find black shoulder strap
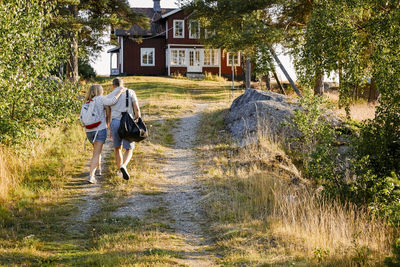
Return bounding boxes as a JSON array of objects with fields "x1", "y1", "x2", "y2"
[{"x1": 125, "y1": 90, "x2": 129, "y2": 108}]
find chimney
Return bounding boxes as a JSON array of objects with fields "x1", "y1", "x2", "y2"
[{"x1": 153, "y1": 0, "x2": 161, "y2": 12}]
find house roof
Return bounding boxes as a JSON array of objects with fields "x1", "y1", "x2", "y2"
[
  {"x1": 115, "y1": 8, "x2": 175, "y2": 37},
  {"x1": 161, "y1": 8, "x2": 181, "y2": 19},
  {"x1": 107, "y1": 47, "x2": 120, "y2": 53}
]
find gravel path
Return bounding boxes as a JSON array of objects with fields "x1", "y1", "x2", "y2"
[
  {"x1": 162, "y1": 103, "x2": 213, "y2": 265},
  {"x1": 114, "y1": 103, "x2": 214, "y2": 265},
  {"x1": 68, "y1": 103, "x2": 214, "y2": 265},
  {"x1": 67, "y1": 139, "x2": 113, "y2": 235}
]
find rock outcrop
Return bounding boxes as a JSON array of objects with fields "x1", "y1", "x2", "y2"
[{"x1": 226, "y1": 89, "x2": 300, "y2": 144}]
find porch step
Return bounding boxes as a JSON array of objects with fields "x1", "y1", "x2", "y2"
[{"x1": 186, "y1": 72, "x2": 205, "y2": 80}]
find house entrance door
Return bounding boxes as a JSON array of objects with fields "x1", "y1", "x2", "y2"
[{"x1": 188, "y1": 49, "x2": 202, "y2": 72}]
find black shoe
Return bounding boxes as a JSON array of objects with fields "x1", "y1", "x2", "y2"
[{"x1": 120, "y1": 166, "x2": 130, "y2": 180}]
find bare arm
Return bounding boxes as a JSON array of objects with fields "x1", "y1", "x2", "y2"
[
  {"x1": 105, "y1": 106, "x2": 112, "y2": 139},
  {"x1": 133, "y1": 100, "x2": 141, "y2": 119},
  {"x1": 105, "y1": 106, "x2": 111, "y2": 128},
  {"x1": 102, "y1": 87, "x2": 127, "y2": 106}
]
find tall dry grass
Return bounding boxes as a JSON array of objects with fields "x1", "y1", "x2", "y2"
[
  {"x1": 0, "y1": 147, "x2": 10, "y2": 201},
  {"x1": 0, "y1": 123, "x2": 89, "y2": 204},
  {"x1": 326, "y1": 90, "x2": 377, "y2": 121},
  {"x1": 197, "y1": 108, "x2": 393, "y2": 265},
  {"x1": 255, "y1": 173, "x2": 391, "y2": 263}
]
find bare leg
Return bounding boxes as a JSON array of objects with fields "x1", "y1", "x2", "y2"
[
  {"x1": 121, "y1": 149, "x2": 133, "y2": 168},
  {"x1": 97, "y1": 154, "x2": 102, "y2": 171},
  {"x1": 114, "y1": 146, "x2": 123, "y2": 169},
  {"x1": 90, "y1": 142, "x2": 104, "y2": 177}
]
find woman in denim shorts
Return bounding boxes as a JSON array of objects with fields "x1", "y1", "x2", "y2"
[{"x1": 83, "y1": 85, "x2": 126, "y2": 184}]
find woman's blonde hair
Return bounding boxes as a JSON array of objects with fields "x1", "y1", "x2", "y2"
[{"x1": 85, "y1": 84, "x2": 104, "y2": 102}]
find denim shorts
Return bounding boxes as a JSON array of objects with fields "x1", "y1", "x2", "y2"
[
  {"x1": 110, "y1": 119, "x2": 135, "y2": 150},
  {"x1": 86, "y1": 128, "x2": 107, "y2": 144}
]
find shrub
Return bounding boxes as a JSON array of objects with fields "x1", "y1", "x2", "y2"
[
  {"x1": 78, "y1": 58, "x2": 97, "y2": 80},
  {"x1": 0, "y1": 1, "x2": 80, "y2": 145}
]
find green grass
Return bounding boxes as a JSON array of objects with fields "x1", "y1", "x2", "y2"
[{"x1": 97, "y1": 76, "x2": 242, "y2": 102}]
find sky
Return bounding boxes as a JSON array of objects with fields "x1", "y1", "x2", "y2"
[{"x1": 92, "y1": 0, "x2": 179, "y2": 75}]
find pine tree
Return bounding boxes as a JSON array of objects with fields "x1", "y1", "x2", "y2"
[{"x1": 53, "y1": 0, "x2": 149, "y2": 83}]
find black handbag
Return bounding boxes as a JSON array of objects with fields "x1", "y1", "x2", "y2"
[{"x1": 118, "y1": 91, "x2": 148, "y2": 142}]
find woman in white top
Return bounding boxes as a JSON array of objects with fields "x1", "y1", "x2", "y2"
[{"x1": 83, "y1": 84, "x2": 126, "y2": 184}]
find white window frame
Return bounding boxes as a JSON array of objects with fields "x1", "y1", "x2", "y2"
[
  {"x1": 173, "y1": 20, "x2": 185, "y2": 38},
  {"x1": 227, "y1": 52, "x2": 240, "y2": 66},
  {"x1": 203, "y1": 49, "x2": 219, "y2": 66},
  {"x1": 189, "y1": 20, "x2": 200, "y2": 39},
  {"x1": 204, "y1": 29, "x2": 216, "y2": 39},
  {"x1": 141, "y1": 48, "x2": 155, "y2": 66},
  {"x1": 170, "y1": 49, "x2": 186, "y2": 66}
]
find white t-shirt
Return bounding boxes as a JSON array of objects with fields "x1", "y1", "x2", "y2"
[
  {"x1": 85, "y1": 95, "x2": 118, "y2": 132},
  {"x1": 108, "y1": 87, "x2": 138, "y2": 120}
]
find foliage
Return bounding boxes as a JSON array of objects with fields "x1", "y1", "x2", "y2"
[
  {"x1": 78, "y1": 58, "x2": 97, "y2": 80},
  {"x1": 296, "y1": 0, "x2": 400, "y2": 111},
  {"x1": 54, "y1": 0, "x2": 148, "y2": 58},
  {"x1": 293, "y1": 90, "x2": 400, "y2": 223},
  {"x1": 52, "y1": 0, "x2": 149, "y2": 81},
  {"x1": 187, "y1": 1, "x2": 283, "y2": 88},
  {"x1": 385, "y1": 238, "x2": 400, "y2": 267},
  {"x1": 293, "y1": 0, "x2": 400, "y2": 223},
  {"x1": 0, "y1": 0, "x2": 80, "y2": 145},
  {"x1": 292, "y1": 89, "x2": 339, "y2": 184}
]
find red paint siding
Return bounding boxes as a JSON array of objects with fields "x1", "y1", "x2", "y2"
[
  {"x1": 202, "y1": 67, "x2": 219, "y2": 75},
  {"x1": 166, "y1": 11, "x2": 201, "y2": 45},
  {"x1": 221, "y1": 52, "x2": 243, "y2": 75},
  {"x1": 123, "y1": 37, "x2": 167, "y2": 76},
  {"x1": 170, "y1": 67, "x2": 187, "y2": 76}
]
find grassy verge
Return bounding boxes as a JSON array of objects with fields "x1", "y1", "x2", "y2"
[
  {"x1": 0, "y1": 121, "x2": 94, "y2": 264},
  {"x1": 196, "y1": 106, "x2": 393, "y2": 266}
]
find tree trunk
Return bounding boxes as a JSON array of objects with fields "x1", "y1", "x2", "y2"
[
  {"x1": 273, "y1": 71, "x2": 286, "y2": 95},
  {"x1": 265, "y1": 72, "x2": 271, "y2": 90},
  {"x1": 314, "y1": 71, "x2": 324, "y2": 95},
  {"x1": 245, "y1": 57, "x2": 251, "y2": 89},
  {"x1": 66, "y1": 5, "x2": 79, "y2": 83},
  {"x1": 368, "y1": 79, "x2": 378, "y2": 102}
]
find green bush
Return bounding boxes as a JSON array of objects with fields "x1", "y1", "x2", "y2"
[
  {"x1": 292, "y1": 90, "x2": 400, "y2": 224},
  {"x1": 0, "y1": 1, "x2": 80, "y2": 145},
  {"x1": 291, "y1": 90, "x2": 339, "y2": 186},
  {"x1": 385, "y1": 238, "x2": 400, "y2": 266},
  {"x1": 78, "y1": 58, "x2": 97, "y2": 80}
]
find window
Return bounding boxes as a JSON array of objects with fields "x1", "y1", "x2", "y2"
[
  {"x1": 141, "y1": 48, "x2": 155, "y2": 66},
  {"x1": 227, "y1": 52, "x2": 240, "y2": 66},
  {"x1": 170, "y1": 49, "x2": 186, "y2": 66},
  {"x1": 189, "y1": 20, "x2": 200, "y2": 39},
  {"x1": 173, "y1": 20, "x2": 184, "y2": 38},
  {"x1": 111, "y1": 53, "x2": 118, "y2": 69},
  {"x1": 204, "y1": 29, "x2": 216, "y2": 39},
  {"x1": 204, "y1": 49, "x2": 219, "y2": 66}
]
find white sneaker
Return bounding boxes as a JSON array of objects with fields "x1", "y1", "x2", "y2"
[
  {"x1": 88, "y1": 176, "x2": 96, "y2": 184},
  {"x1": 116, "y1": 170, "x2": 123, "y2": 177},
  {"x1": 95, "y1": 169, "x2": 102, "y2": 176}
]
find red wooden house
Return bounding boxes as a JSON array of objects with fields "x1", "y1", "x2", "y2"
[{"x1": 108, "y1": 0, "x2": 243, "y2": 78}]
